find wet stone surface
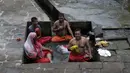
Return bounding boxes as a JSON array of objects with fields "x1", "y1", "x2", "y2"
[{"x1": 0, "y1": 0, "x2": 130, "y2": 73}]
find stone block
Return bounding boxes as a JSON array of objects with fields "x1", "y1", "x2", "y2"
[
  {"x1": 2, "y1": 61, "x2": 22, "y2": 68},
  {"x1": 20, "y1": 63, "x2": 40, "y2": 69},
  {"x1": 106, "y1": 41, "x2": 118, "y2": 50},
  {"x1": 40, "y1": 62, "x2": 80, "y2": 69},
  {"x1": 115, "y1": 40, "x2": 130, "y2": 50},
  {"x1": 120, "y1": 55, "x2": 130, "y2": 62},
  {"x1": 100, "y1": 55, "x2": 121, "y2": 62},
  {"x1": 101, "y1": 68, "x2": 123, "y2": 73},
  {"x1": 0, "y1": 50, "x2": 6, "y2": 61},
  {"x1": 65, "y1": 69, "x2": 82, "y2": 73},
  {"x1": 36, "y1": 69, "x2": 64, "y2": 73},
  {"x1": 124, "y1": 63, "x2": 130, "y2": 68},
  {"x1": 103, "y1": 62, "x2": 124, "y2": 69},
  {"x1": 116, "y1": 50, "x2": 130, "y2": 55},
  {"x1": 79, "y1": 62, "x2": 102, "y2": 69},
  {"x1": 1, "y1": 68, "x2": 23, "y2": 73},
  {"x1": 123, "y1": 68, "x2": 130, "y2": 73},
  {"x1": 109, "y1": 51, "x2": 116, "y2": 56},
  {"x1": 21, "y1": 69, "x2": 36, "y2": 73},
  {"x1": 81, "y1": 69, "x2": 100, "y2": 73},
  {"x1": 101, "y1": 62, "x2": 124, "y2": 73}
]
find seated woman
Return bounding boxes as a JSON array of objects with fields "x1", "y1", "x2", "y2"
[
  {"x1": 24, "y1": 32, "x2": 53, "y2": 63},
  {"x1": 35, "y1": 28, "x2": 52, "y2": 45},
  {"x1": 68, "y1": 29, "x2": 92, "y2": 62}
]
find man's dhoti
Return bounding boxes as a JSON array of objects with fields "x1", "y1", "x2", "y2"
[
  {"x1": 51, "y1": 35, "x2": 72, "y2": 42},
  {"x1": 69, "y1": 52, "x2": 90, "y2": 62}
]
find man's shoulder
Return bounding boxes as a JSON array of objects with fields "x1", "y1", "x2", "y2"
[
  {"x1": 82, "y1": 37, "x2": 88, "y2": 41},
  {"x1": 70, "y1": 38, "x2": 75, "y2": 42},
  {"x1": 54, "y1": 20, "x2": 59, "y2": 24}
]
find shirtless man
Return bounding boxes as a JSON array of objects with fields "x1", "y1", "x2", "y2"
[
  {"x1": 68, "y1": 29, "x2": 92, "y2": 62},
  {"x1": 52, "y1": 14, "x2": 74, "y2": 42}
]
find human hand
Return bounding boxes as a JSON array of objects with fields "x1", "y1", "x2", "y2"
[
  {"x1": 89, "y1": 54, "x2": 93, "y2": 59},
  {"x1": 58, "y1": 26, "x2": 63, "y2": 30},
  {"x1": 84, "y1": 54, "x2": 89, "y2": 58}
]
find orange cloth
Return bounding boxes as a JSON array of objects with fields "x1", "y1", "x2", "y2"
[{"x1": 51, "y1": 35, "x2": 72, "y2": 42}]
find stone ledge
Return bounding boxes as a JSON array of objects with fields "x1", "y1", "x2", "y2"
[
  {"x1": 39, "y1": 62, "x2": 80, "y2": 69},
  {"x1": 103, "y1": 62, "x2": 125, "y2": 69},
  {"x1": 81, "y1": 69, "x2": 100, "y2": 73},
  {"x1": 100, "y1": 55, "x2": 121, "y2": 62},
  {"x1": 79, "y1": 62, "x2": 102, "y2": 69},
  {"x1": 123, "y1": 68, "x2": 130, "y2": 73},
  {"x1": 120, "y1": 55, "x2": 130, "y2": 63}
]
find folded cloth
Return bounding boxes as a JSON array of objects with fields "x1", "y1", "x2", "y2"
[
  {"x1": 97, "y1": 48, "x2": 111, "y2": 57},
  {"x1": 95, "y1": 41, "x2": 109, "y2": 47},
  {"x1": 56, "y1": 45, "x2": 70, "y2": 54},
  {"x1": 70, "y1": 45, "x2": 80, "y2": 53}
]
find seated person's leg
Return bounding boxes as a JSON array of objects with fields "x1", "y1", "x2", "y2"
[
  {"x1": 36, "y1": 50, "x2": 52, "y2": 63},
  {"x1": 47, "y1": 53, "x2": 52, "y2": 63},
  {"x1": 65, "y1": 35, "x2": 72, "y2": 40},
  {"x1": 51, "y1": 36, "x2": 65, "y2": 42}
]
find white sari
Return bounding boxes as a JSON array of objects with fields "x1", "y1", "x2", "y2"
[{"x1": 24, "y1": 32, "x2": 37, "y2": 58}]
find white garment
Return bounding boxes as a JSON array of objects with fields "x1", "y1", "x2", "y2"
[
  {"x1": 97, "y1": 48, "x2": 111, "y2": 57},
  {"x1": 57, "y1": 45, "x2": 70, "y2": 54},
  {"x1": 24, "y1": 32, "x2": 37, "y2": 58}
]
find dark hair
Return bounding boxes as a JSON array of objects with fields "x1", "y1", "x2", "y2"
[
  {"x1": 59, "y1": 13, "x2": 64, "y2": 18},
  {"x1": 75, "y1": 28, "x2": 81, "y2": 32},
  {"x1": 31, "y1": 17, "x2": 38, "y2": 22}
]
